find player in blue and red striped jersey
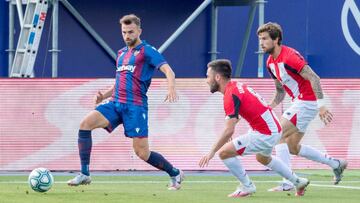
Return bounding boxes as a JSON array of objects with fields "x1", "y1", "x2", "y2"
[
  {"x1": 257, "y1": 22, "x2": 347, "y2": 192},
  {"x1": 199, "y1": 59, "x2": 309, "y2": 197},
  {"x1": 67, "y1": 14, "x2": 184, "y2": 190}
]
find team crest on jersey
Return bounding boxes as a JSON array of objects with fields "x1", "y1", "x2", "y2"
[{"x1": 134, "y1": 50, "x2": 140, "y2": 56}]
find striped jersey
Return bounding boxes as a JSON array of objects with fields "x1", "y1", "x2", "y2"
[
  {"x1": 224, "y1": 81, "x2": 281, "y2": 135},
  {"x1": 266, "y1": 45, "x2": 316, "y2": 101},
  {"x1": 111, "y1": 41, "x2": 167, "y2": 106}
]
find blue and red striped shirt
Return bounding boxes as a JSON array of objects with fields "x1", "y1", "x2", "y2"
[{"x1": 111, "y1": 41, "x2": 167, "y2": 106}]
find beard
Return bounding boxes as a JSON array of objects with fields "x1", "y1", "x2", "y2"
[
  {"x1": 209, "y1": 82, "x2": 220, "y2": 93},
  {"x1": 125, "y1": 38, "x2": 137, "y2": 47},
  {"x1": 264, "y1": 46, "x2": 275, "y2": 54}
]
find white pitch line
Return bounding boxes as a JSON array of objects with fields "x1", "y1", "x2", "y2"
[
  {"x1": 310, "y1": 183, "x2": 360, "y2": 190},
  {"x1": 1, "y1": 180, "x2": 360, "y2": 189}
]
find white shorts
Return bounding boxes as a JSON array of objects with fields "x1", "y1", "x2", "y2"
[
  {"x1": 282, "y1": 99, "x2": 318, "y2": 133},
  {"x1": 232, "y1": 130, "x2": 281, "y2": 157}
]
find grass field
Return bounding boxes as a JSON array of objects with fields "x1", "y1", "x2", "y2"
[{"x1": 0, "y1": 170, "x2": 359, "y2": 203}]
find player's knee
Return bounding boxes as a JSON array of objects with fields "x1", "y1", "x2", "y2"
[
  {"x1": 134, "y1": 149, "x2": 149, "y2": 161},
  {"x1": 218, "y1": 149, "x2": 231, "y2": 160},
  {"x1": 79, "y1": 119, "x2": 92, "y2": 130},
  {"x1": 256, "y1": 154, "x2": 271, "y2": 165},
  {"x1": 288, "y1": 145, "x2": 300, "y2": 155}
]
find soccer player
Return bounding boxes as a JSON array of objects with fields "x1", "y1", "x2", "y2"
[
  {"x1": 199, "y1": 59, "x2": 309, "y2": 197},
  {"x1": 67, "y1": 14, "x2": 184, "y2": 190},
  {"x1": 257, "y1": 22, "x2": 347, "y2": 192}
]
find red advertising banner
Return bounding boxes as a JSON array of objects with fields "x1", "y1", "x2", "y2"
[{"x1": 0, "y1": 79, "x2": 359, "y2": 171}]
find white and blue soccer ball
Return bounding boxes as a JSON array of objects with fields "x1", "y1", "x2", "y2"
[{"x1": 28, "y1": 167, "x2": 54, "y2": 193}]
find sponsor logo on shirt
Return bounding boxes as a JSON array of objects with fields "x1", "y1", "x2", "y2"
[{"x1": 117, "y1": 65, "x2": 136, "y2": 73}]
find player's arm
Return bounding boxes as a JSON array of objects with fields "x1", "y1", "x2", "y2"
[
  {"x1": 299, "y1": 65, "x2": 323, "y2": 99},
  {"x1": 159, "y1": 64, "x2": 178, "y2": 102},
  {"x1": 269, "y1": 79, "x2": 286, "y2": 109},
  {"x1": 94, "y1": 85, "x2": 115, "y2": 106},
  {"x1": 299, "y1": 65, "x2": 333, "y2": 124},
  {"x1": 199, "y1": 117, "x2": 239, "y2": 167}
]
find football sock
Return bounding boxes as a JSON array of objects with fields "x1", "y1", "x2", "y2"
[
  {"x1": 275, "y1": 143, "x2": 291, "y2": 168},
  {"x1": 146, "y1": 151, "x2": 179, "y2": 177},
  {"x1": 275, "y1": 143, "x2": 293, "y2": 185},
  {"x1": 266, "y1": 156, "x2": 299, "y2": 184},
  {"x1": 299, "y1": 145, "x2": 339, "y2": 169},
  {"x1": 78, "y1": 130, "x2": 92, "y2": 176},
  {"x1": 222, "y1": 157, "x2": 252, "y2": 187}
]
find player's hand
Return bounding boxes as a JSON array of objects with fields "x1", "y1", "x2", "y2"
[
  {"x1": 164, "y1": 87, "x2": 179, "y2": 103},
  {"x1": 94, "y1": 91, "x2": 104, "y2": 106},
  {"x1": 199, "y1": 151, "x2": 215, "y2": 168},
  {"x1": 319, "y1": 106, "x2": 333, "y2": 125}
]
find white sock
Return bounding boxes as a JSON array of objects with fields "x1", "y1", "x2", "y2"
[
  {"x1": 298, "y1": 145, "x2": 339, "y2": 169},
  {"x1": 266, "y1": 156, "x2": 299, "y2": 185},
  {"x1": 275, "y1": 143, "x2": 293, "y2": 185},
  {"x1": 275, "y1": 143, "x2": 291, "y2": 167},
  {"x1": 222, "y1": 157, "x2": 252, "y2": 187}
]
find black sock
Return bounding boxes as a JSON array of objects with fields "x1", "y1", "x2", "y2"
[
  {"x1": 146, "y1": 151, "x2": 179, "y2": 177},
  {"x1": 78, "y1": 130, "x2": 92, "y2": 176}
]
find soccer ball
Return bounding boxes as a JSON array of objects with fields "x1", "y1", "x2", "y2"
[{"x1": 28, "y1": 167, "x2": 54, "y2": 192}]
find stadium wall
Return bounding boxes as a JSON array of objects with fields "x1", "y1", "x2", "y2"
[
  {"x1": 0, "y1": 0, "x2": 360, "y2": 78},
  {"x1": 0, "y1": 0, "x2": 8, "y2": 77},
  {"x1": 1, "y1": 78, "x2": 359, "y2": 171}
]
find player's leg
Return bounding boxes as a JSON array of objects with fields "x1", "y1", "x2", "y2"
[
  {"x1": 271, "y1": 101, "x2": 313, "y2": 191},
  {"x1": 254, "y1": 131, "x2": 309, "y2": 196},
  {"x1": 125, "y1": 104, "x2": 183, "y2": 190},
  {"x1": 285, "y1": 101, "x2": 347, "y2": 184},
  {"x1": 132, "y1": 137, "x2": 184, "y2": 190},
  {"x1": 68, "y1": 102, "x2": 120, "y2": 186},
  {"x1": 277, "y1": 117, "x2": 297, "y2": 172},
  {"x1": 256, "y1": 153, "x2": 309, "y2": 196},
  {"x1": 269, "y1": 105, "x2": 300, "y2": 191},
  {"x1": 290, "y1": 132, "x2": 347, "y2": 184},
  {"x1": 218, "y1": 135, "x2": 256, "y2": 197},
  {"x1": 67, "y1": 110, "x2": 110, "y2": 186},
  {"x1": 133, "y1": 137, "x2": 180, "y2": 176},
  {"x1": 80, "y1": 111, "x2": 110, "y2": 171}
]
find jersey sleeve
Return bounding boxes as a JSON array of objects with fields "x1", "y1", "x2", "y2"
[
  {"x1": 145, "y1": 45, "x2": 167, "y2": 69},
  {"x1": 224, "y1": 94, "x2": 241, "y2": 119},
  {"x1": 285, "y1": 50, "x2": 307, "y2": 73}
]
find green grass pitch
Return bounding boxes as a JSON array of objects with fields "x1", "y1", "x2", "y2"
[{"x1": 0, "y1": 170, "x2": 359, "y2": 203}]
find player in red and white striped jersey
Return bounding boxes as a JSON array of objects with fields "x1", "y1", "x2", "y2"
[
  {"x1": 257, "y1": 22, "x2": 347, "y2": 191},
  {"x1": 199, "y1": 59, "x2": 309, "y2": 197}
]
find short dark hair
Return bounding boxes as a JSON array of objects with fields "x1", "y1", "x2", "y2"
[
  {"x1": 257, "y1": 22, "x2": 283, "y2": 45},
  {"x1": 207, "y1": 59, "x2": 232, "y2": 79},
  {"x1": 119, "y1": 14, "x2": 141, "y2": 27}
]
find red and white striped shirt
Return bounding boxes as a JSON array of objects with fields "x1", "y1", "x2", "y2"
[
  {"x1": 224, "y1": 81, "x2": 281, "y2": 135},
  {"x1": 266, "y1": 45, "x2": 316, "y2": 101}
]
